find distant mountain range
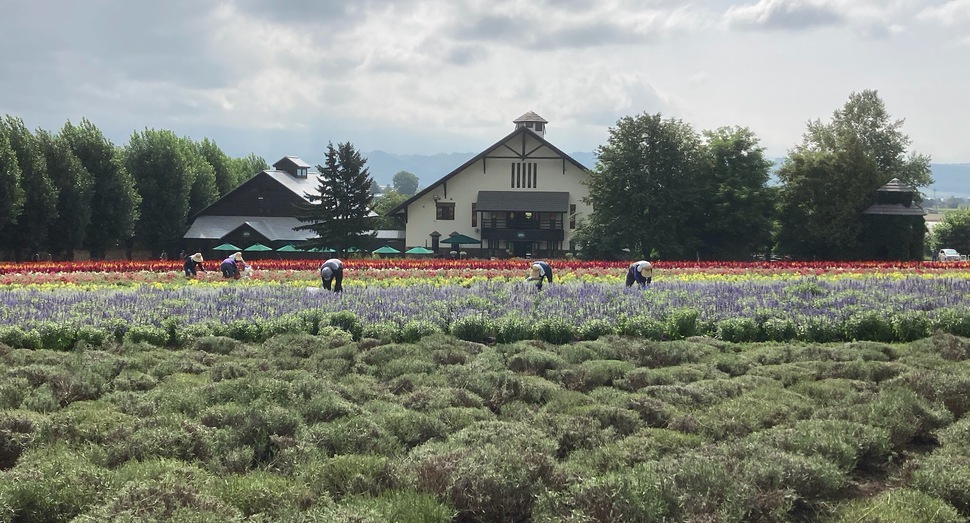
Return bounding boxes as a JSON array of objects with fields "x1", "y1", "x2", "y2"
[{"x1": 364, "y1": 150, "x2": 970, "y2": 198}]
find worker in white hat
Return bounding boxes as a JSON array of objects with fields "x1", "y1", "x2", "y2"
[
  {"x1": 320, "y1": 258, "x2": 344, "y2": 292},
  {"x1": 221, "y1": 252, "x2": 247, "y2": 279},
  {"x1": 626, "y1": 260, "x2": 653, "y2": 289},
  {"x1": 525, "y1": 260, "x2": 554, "y2": 290},
  {"x1": 183, "y1": 252, "x2": 207, "y2": 278}
]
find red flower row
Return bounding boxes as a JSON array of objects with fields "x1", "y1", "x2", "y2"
[{"x1": 0, "y1": 258, "x2": 955, "y2": 275}]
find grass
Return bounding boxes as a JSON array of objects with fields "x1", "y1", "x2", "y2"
[{"x1": 2, "y1": 331, "x2": 970, "y2": 521}]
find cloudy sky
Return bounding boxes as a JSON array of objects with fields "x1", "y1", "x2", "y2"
[{"x1": 2, "y1": 0, "x2": 968, "y2": 164}]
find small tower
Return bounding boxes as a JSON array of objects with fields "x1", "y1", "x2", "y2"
[{"x1": 513, "y1": 111, "x2": 548, "y2": 137}]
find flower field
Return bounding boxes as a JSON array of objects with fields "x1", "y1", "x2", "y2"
[
  {"x1": 2, "y1": 259, "x2": 970, "y2": 347},
  {"x1": 4, "y1": 260, "x2": 970, "y2": 521}
]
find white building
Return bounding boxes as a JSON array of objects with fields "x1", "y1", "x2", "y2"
[{"x1": 388, "y1": 112, "x2": 593, "y2": 258}]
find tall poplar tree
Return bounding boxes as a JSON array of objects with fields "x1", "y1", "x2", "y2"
[
  {"x1": 295, "y1": 142, "x2": 375, "y2": 255},
  {"x1": 61, "y1": 118, "x2": 140, "y2": 260},
  {"x1": 0, "y1": 131, "x2": 24, "y2": 234},
  {"x1": 37, "y1": 128, "x2": 94, "y2": 260},
  {"x1": 0, "y1": 116, "x2": 57, "y2": 259}
]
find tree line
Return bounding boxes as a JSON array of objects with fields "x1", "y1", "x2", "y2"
[
  {"x1": 0, "y1": 89, "x2": 941, "y2": 262},
  {"x1": 578, "y1": 89, "x2": 935, "y2": 261},
  {"x1": 0, "y1": 117, "x2": 267, "y2": 260}
]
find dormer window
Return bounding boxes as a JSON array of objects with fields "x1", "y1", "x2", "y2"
[{"x1": 297, "y1": 167, "x2": 307, "y2": 178}]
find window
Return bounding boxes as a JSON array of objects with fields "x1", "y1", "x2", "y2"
[
  {"x1": 570, "y1": 204, "x2": 576, "y2": 229},
  {"x1": 471, "y1": 203, "x2": 477, "y2": 227},
  {"x1": 436, "y1": 201, "x2": 455, "y2": 220},
  {"x1": 510, "y1": 162, "x2": 538, "y2": 188}
]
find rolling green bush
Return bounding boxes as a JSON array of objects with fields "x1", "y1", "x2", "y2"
[
  {"x1": 328, "y1": 311, "x2": 363, "y2": 341},
  {"x1": 911, "y1": 448, "x2": 970, "y2": 514},
  {"x1": 616, "y1": 314, "x2": 666, "y2": 339},
  {"x1": 760, "y1": 317, "x2": 797, "y2": 341},
  {"x1": 493, "y1": 314, "x2": 532, "y2": 344},
  {"x1": 336, "y1": 490, "x2": 454, "y2": 523},
  {"x1": 34, "y1": 321, "x2": 78, "y2": 351},
  {"x1": 124, "y1": 325, "x2": 169, "y2": 347},
  {"x1": 843, "y1": 311, "x2": 895, "y2": 342},
  {"x1": 507, "y1": 348, "x2": 565, "y2": 376},
  {"x1": 716, "y1": 317, "x2": 760, "y2": 343},
  {"x1": 576, "y1": 319, "x2": 616, "y2": 341},
  {"x1": 400, "y1": 320, "x2": 441, "y2": 343},
  {"x1": 664, "y1": 308, "x2": 701, "y2": 339},
  {"x1": 362, "y1": 321, "x2": 401, "y2": 343},
  {"x1": 744, "y1": 419, "x2": 892, "y2": 472},
  {"x1": 0, "y1": 445, "x2": 108, "y2": 523},
  {"x1": 824, "y1": 488, "x2": 963, "y2": 523},
  {"x1": 213, "y1": 470, "x2": 313, "y2": 518},
  {"x1": 891, "y1": 311, "x2": 932, "y2": 342},
  {"x1": 449, "y1": 315, "x2": 492, "y2": 343},
  {"x1": 533, "y1": 462, "x2": 669, "y2": 522},
  {"x1": 533, "y1": 318, "x2": 576, "y2": 345}
]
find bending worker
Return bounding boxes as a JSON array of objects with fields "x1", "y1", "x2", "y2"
[
  {"x1": 626, "y1": 260, "x2": 653, "y2": 289},
  {"x1": 525, "y1": 260, "x2": 554, "y2": 290},
  {"x1": 320, "y1": 258, "x2": 344, "y2": 292},
  {"x1": 221, "y1": 252, "x2": 247, "y2": 280},
  {"x1": 183, "y1": 252, "x2": 206, "y2": 278}
]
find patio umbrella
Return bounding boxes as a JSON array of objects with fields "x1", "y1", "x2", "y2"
[
  {"x1": 276, "y1": 244, "x2": 303, "y2": 252},
  {"x1": 244, "y1": 243, "x2": 273, "y2": 252},
  {"x1": 212, "y1": 243, "x2": 241, "y2": 251},
  {"x1": 405, "y1": 246, "x2": 434, "y2": 255},
  {"x1": 345, "y1": 247, "x2": 362, "y2": 253},
  {"x1": 440, "y1": 233, "x2": 480, "y2": 247},
  {"x1": 372, "y1": 245, "x2": 401, "y2": 254}
]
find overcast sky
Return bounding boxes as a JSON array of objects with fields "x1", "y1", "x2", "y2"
[{"x1": 2, "y1": 0, "x2": 968, "y2": 164}]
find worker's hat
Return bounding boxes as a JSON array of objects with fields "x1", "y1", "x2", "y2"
[
  {"x1": 321, "y1": 267, "x2": 333, "y2": 280},
  {"x1": 233, "y1": 252, "x2": 244, "y2": 262},
  {"x1": 191, "y1": 253, "x2": 203, "y2": 262}
]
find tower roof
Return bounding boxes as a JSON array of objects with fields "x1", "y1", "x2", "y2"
[{"x1": 513, "y1": 111, "x2": 547, "y2": 124}]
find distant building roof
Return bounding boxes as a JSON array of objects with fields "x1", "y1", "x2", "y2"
[
  {"x1": 877, "y1": 178, "x2": 917, "y2": 192},
  {"x1": 264, "y1": 170, "x2": 319, "y2": 200},
  {"x1": 863, "y1": 204, "x2": 927, "y2": 216},
  {"x1": 513, "y1": 111, "x2": 548, "y2": 124},
  {"x1": 476, "y1": 191, "x2": 570, "y2": 213},
  {"x1": 273, "y1": 156, "x2": 312, "y2": 169},
  {"x1": 184, "y1": 216, "x2": 316, "y2": 242}
]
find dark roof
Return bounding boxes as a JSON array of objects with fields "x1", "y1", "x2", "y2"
[
  {"x1": 876, "y1": 178, "x2": 918, "y2": 193},
  {"x1": 863, "y1": 204, "x2": 927, "y2": 216},
  {"x1": 189, "y1": 169, "x2": 319, "y2": 220},
  {"x1": 184, "y1": 216, "x2": 317, "y2": 241},
  {"x1": 273, "y1": 156, "x2": 312, "y2": 169},
  {"x1": 513, "y1": 111, "x2": 547, "y2": 124},
  {"x1": 476, "y1": 191, "x2": 570, "y2": 213},
  {"x1": 387, "y1": 126, "x2": 590, "y2": 216}
]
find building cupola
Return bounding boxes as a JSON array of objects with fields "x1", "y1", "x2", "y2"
[{"x1": 513, "y1": 111, "x2": 547, "y2": 137}]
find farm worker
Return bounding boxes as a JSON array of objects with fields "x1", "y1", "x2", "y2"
[
  {"x1": 183, "y1": 253, "x2": 207, "y2": 278},
  {"x1": 221, "y1": 252, "x2": 247, "y2": 280},
  {"x1": 320, "y1": 258, "x2": 344, "y2": 292},
  {"x1": 626, "y1": 260, "x2": 653, "y2": 289},
  {"x1": 525, "y1": 260, "x2": 554, "y2": 290}
]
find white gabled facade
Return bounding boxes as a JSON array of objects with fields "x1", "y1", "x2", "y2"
[{"x1": 389, "y1": 112, "x2": 592, "y2": 258}]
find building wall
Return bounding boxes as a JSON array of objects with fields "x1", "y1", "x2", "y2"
[{"x1": 403, "y1": 135, "x2": 591, "y2": 254}]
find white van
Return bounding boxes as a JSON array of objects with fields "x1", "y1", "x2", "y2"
[{"x1": 939, "y1": 248, "x2": 962, "y2": 261}]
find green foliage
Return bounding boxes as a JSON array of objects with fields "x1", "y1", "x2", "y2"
[
  {"x1": 0, "y1": 445, "x2": 107, "y2": 522},
  {"x1": 533, "y1": 462, "x2": 669, "y2": 522},
  {"x1": 328, "y1": 310, "x2": 363, "y2": 341},
  {"x1": 911, "y1": 448, "x2": 970, "y2": 514},
  {"x1": 450, "y1": 315, "x2": 492, "y2": 343},
  {"x1": 843, "y1": 310, "x2": 895, "y2": 342},
  {"x1": 362, "y1": 320, "x2": 401, "y2": 343},
  {"x1": 533, "y1": 318, "x2": 576, "y2": 345},
  {"x1": 294, "y1": 141, "x2": 376, "y2": 254},
  {"x1": 665, "y1": 308, "x2": 701, "y2": 339},
  {"x1": 576, "y1": 318, "x2": 615, "y2": 340},
  {"x1": 825, "y1": 488, "x2": 963, "y2": 523},
  {"x1": 494, "y1": 314, "x2": 534, "y2": 344},
  {"x1": 400, "y1": 320, "x2": 441, "y2": 343},
  {"x1": 297, "y1": 454, "x2": 397, "y2": 501},
  {"x1": 716, "y1": 317, "x2": 760, "y2": 343}
]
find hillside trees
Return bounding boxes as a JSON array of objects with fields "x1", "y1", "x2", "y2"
[
  {"x1": 579, "y1": 114, "x2": 774, "y2": 260},
  {"x1": 0, "y1": 131, "x2": 23, "y2": 233},
  {"x1": 372, "y1": 189, "x2": 408, "y2": 230},
  {"x1": 0, "y1": 116, "x2": 57, "y2": 259},
  {"x1": 931, "y1": 210, "x2": 970, "y2": 255},
  {"x1": 393, "y1": 170, "x2": 420, "y2": 195},
  {"x1": 60, "y1": 119, "x2": 140, "y2": 260},
  {"x1": 775, "y1": 90, "x2": 932, "y2": 260},
  {"x1": 125, "y1": 129, "x2": 199, "y2": 254},
  {"x1": 295, "y1": 141, "x2": 376, "y2": 255},
  {"x1": 36, "y1": 129, "x2": 94, "y2": 260},
  {"x1": 580, "y1": 114, "x2": 705, "y2": 260}
]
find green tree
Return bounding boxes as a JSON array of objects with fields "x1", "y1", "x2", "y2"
[
  {"x1": 61, "y1": 118, "x2": 140, "y2": 260},
  {"x1": 932, "y1": 210, "x2": 970, "y2": 255},
  {"x1": 234, "y1": 153, "x2": 268, "y2": 182},
  {"x1": 0, "y1": 116, "x2": 57, "y2": 259},
  {"x1": 372, "y1": 189, "x2": 408, "y2": 230},
  {"x1": 125, "y1": 129, "x2": 196, "y2": 253},
  {"x1": 392, "y1": 170, "x2": 420, "y2": 195},
  {"x1": 0, "y1": 131, "x2": 24, "y2": 234},
  {"x1": 183, "y1": 138, "x2": 219, "y2": 218},
  {"x1": 775, "y1": 90, "x2": 931, "y2": 260},
  {"x1": 37, "y1": 128, "x2": 94, "y2": 260},
  {"x1": 697, "y1": 127, "x2": 776, "y2": 260},
  {"x1": 579, "y1": 113, "x2": 705, "y2": 260},
  {"x1": 196, "y1": 138, "x2": 240, "y2": 195},
  {"x1": 294, "y1": 142, "x2": 376, "y2": 254}
]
